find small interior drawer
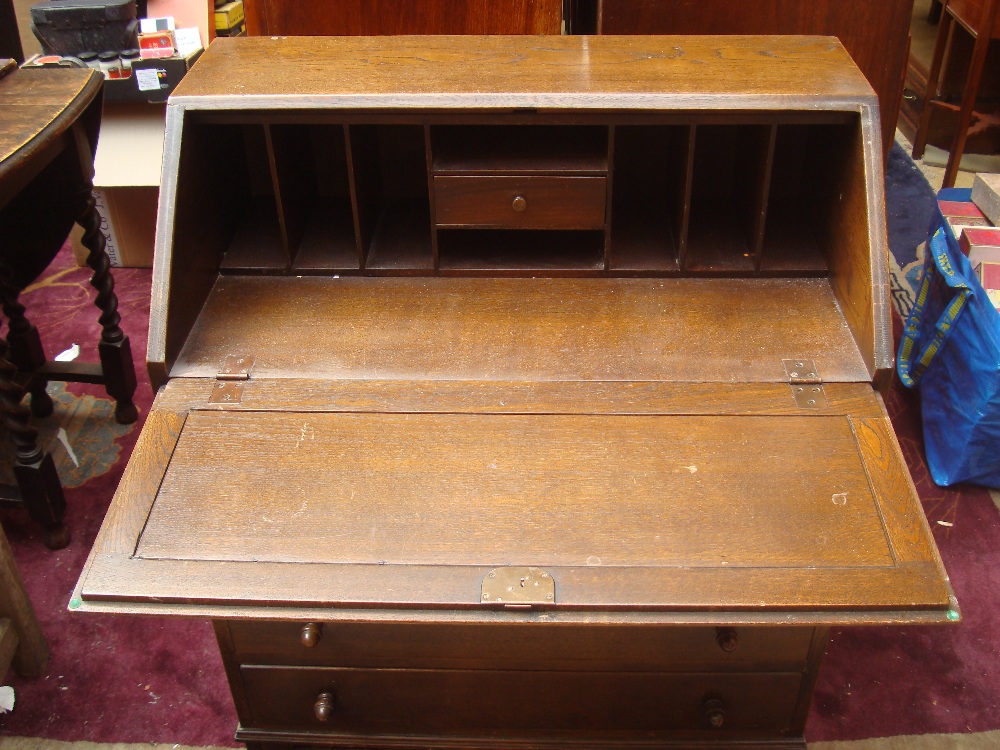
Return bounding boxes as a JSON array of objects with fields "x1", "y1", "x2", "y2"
[
  {"x1": 240, "y1": 665, "x2": 803, "y2": 736},
  {"x1": 223, "y1": 621, "x2": 814, "y2": 672},
  {"x1": 434, "y1": 176, "x2": 607, "y2": 229}
]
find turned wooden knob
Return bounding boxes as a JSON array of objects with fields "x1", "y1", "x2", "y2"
[
  {"x1": 512, "y1": 195, "x2": 527, "y2": 212},
  {"x1": 301, "y1": 622, "x2": 322, "y2": 647},
  {"x1": 715, "y1": 627, "x2": 739, "y2": 652},
  {"x1": 703, "y1": 697, "x2": 726, "y2": 729},
  {"x1": 314, "y1": 691, "x2": 335, "y2": 722}
]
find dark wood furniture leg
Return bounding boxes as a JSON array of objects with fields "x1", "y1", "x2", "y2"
[
  {"x1": 0, "y1": 290, "x2": 54, "y2": 419},
  {"x1": 0, "y1": 312, "x2": 68, "y2": 550},
  {"x1": 942, "y1": 0, "x2": 1000, "y2": 187},
  {"x1": 0, "y1": 0, "x2": 24, "y2": 64},
  {"x1": 912, "y1": 2, "x2": 955, "y2": 160},
  {"x1": 0, "y1": 524, "x2": 48, "y2": 677},
  {"x1": 76, "y1": 159, "x2": 138, "y2": 426},
  {"x1": 913, "y1": 0, "x2": 1000, "y2": 186}
]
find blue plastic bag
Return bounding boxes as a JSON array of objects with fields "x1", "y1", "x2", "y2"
[{"x1": 898, "y1": 202, "x2": 1000, "y2": 488}]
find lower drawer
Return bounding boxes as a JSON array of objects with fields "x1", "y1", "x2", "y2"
[
  {"x1": 224, "y1": 621, "x2": 814, "y2": 672},
  {"x1": 240, "y1": 665, "x2": 803, "y2": 737}
]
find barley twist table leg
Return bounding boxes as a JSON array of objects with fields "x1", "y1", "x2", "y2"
[
  {"x1": 0, "y1": 331, "x2": 68, "y2": 550},
  {"x1": 0, "y1": 281, "x2": 52, "y2": 418},
  {"x1": 77, "y1": 191, "x2": 138, "y2": 425}
]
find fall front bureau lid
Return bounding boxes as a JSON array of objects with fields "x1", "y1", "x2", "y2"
[{"x1": 74, "y1": 373, "x2": 952, "y2": 623}]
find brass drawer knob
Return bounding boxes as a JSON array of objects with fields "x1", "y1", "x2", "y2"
[
  {"x1": 301, "y1": 622, "x2": 323, "y2": 647},
  {"x1": 314, "y1": 691, "x2": 336, "y2": 722},
  {"x1": 511, "y1": 195, "x2": 527, "y2": 212},
  {"x1": 715, "y1": 626, "x2": 739, "y2": 652},
  {"x1": 703, "y1": 697, "x2": 726, "y2": 729}
]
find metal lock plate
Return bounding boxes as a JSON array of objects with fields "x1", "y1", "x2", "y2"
[{"x1": 482, "y1": 567, "x2": 555, "y2": 607}]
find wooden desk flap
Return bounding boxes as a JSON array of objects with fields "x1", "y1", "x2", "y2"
[{"x1": 77, "y1": 384, "x2": 952, "y2": 621}]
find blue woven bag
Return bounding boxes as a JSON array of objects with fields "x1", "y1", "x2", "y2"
[{"x1": 898, "y1": 201, "x2": 1000, "y2": 488}]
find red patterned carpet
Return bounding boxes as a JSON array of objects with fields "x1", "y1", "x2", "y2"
[
  {"x1": 0, "y1": 247, "x2": 238, "y2": 746},
  {"x1": 0, "y1": 240, "x2": 997, "y2": 746}
]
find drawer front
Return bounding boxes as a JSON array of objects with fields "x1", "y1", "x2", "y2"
[
  {"x1": 226, "y1": 621, "x2": 814, "y2": 672},
  {"x1": 241, "y1": 665, "x2": 802, "y2": 736},
  {"x1": 434, "y1": 176, "x2": 607, "y2": 229}
]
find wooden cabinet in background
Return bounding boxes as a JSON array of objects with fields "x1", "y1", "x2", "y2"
[
  {"x1": 579, "y1": 0, "x2": 915, "y2": 156},
  {"x1": 74, "y1": 36, "x2": 954, "y2": 750},
  {"x1": 243, "y1": 0, "x2": 562, "y2": 36}
]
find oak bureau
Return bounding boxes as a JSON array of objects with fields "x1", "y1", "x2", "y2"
[{"x1": 74, "y1": 35, "x2": 955, "y2": 749}]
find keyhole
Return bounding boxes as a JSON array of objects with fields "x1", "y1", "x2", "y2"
[{"x1": 520, "y1": 577, "x2": 528, "y2": 587}]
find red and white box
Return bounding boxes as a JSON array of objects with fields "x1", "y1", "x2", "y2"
[
  {"x1": 976, "y1": 261, "x2": 1000, "y2": 312},
  {"x1": 959, "y1": 227, "x2": 1000, "y2": 266},
  {"x1": 974, "y1": 261, "x2": 1000, "y2": 312},
  {"x1": 139, "y1": 30, "x2": 176, "y2": 59},
  {"x1": 940, "y1": 198, "x2": 992, "y2": 235}
]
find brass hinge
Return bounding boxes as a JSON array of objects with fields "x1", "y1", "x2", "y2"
[
  {"x1": 209, "y1": 355, "x2": 254, "y2": 404},
  {"x1": 482, "y1": 567, "x2": 555, "y2": 609},
  {"x1": 783, "y1": 358, "x2": 827, "y2": 409}
]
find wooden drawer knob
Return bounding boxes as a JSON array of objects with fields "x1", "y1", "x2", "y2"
[
  {"x1": 703, "y1": 697, "x2": 726, "y2": 729},
  {"x1": 314, "y1": 691, "x2": 336, "y2": 722},
  {"x1": 511, "y1": 195, "x2": 527, "y2": 212},
  {"x1": 715, "y1": 627, "x2": 739, "y2": 652},
  {"x1": 301, "y1": 622, "x2": 323, "y2": 648}
]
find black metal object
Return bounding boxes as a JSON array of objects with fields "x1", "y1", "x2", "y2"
[{"x1": 29, "y1": 0, "x2": 138, "y2": 56}]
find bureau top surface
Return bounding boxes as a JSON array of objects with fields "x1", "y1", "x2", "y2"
[{"x1": 170, "y1": 35, "x2": 875, "y2": 110}]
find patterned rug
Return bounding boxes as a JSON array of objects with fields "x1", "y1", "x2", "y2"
[{"x1": 0, "y1": 142, "x2": 998, "y2": 748}]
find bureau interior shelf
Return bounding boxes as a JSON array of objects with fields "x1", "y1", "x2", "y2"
[{"x1": 189, "y1": 112, "x2": 860, "y2": 278}]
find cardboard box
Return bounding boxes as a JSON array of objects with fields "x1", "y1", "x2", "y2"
[
  {"x1": 214, "y1": 0, "x2": 244, "y2": 31},
  {"x1": 72, "y1": 103, "x2": 165, "y2": 268},
  {"x1": 939, "y1": 197, "x2": 992, "y2": 236},
  {"x1": 146, "y1": 0, "x2": 209, "y2": 49},
  {"x1": 959, "y1": 226, "x2": 1000, "y2": 266},
  {"x1": 972, "y1": 173, "x2": 1000, "y2": 226},
  {"x1": 214, "y1": 18, "x2": 245, "y2": 36},
  {"x1": 139, "y1": 30, "x2": 177, "y2": 58},
  {"x1": 975, "y1": 261, "x2": 1000, "y2": 312}
]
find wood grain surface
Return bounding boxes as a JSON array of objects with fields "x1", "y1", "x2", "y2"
[
  {"x1": 153, "y1": 379, "x2": 886, "y2": 418},
  {"x1": 170, "y1": 35, "x2": 874, "y2": 111},
  {"x1": 434, "y1": 176, "x2": 608, "y2": 229},
  {"x1": 593, "y1": 0, "x2": 913, "y2": 156},
  {"x1": 239, "y1": 665, "x2": 802, "y2": 734},
  {"x1": 0, "y1": 67, "x2": 101, "y2": 208},
  {"x1": 224, "y1": 620, "x2": 814, "y2": 671},
  {"x1": 0, "y1": 67, "x2": 95, "y2": 164},
  {"x1": 170, "y1": 276, "x2": 870, "y2": 383},
  {"x1": 243, "y1": 0, "x2": 562, "y2": 36},
  {"x1": 136, "y1": 411, "x2": 891, "y2": 569}
]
